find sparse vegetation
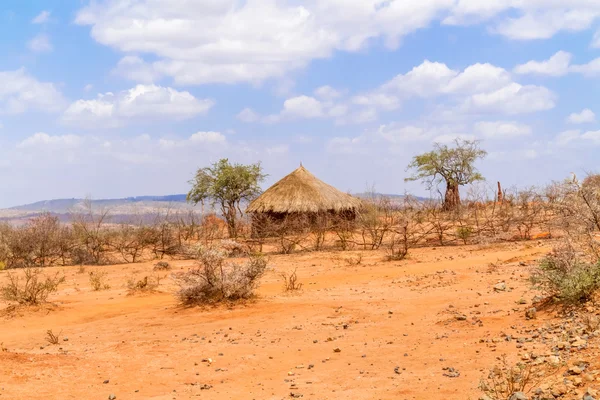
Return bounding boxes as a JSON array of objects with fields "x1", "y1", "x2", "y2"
[
  {"x1": 126, "y1": 275, "x2": 163, "y2": 293},
  {"x1": 45, "y1": 329, "x2": 62, "y2": 345},
  {"x1": 172, "y1": 248, "x2": 268, "y2": 305},
  {"x1": 281, "y1": 268, "x2": 303, "y2": 292},
  {"x1": 531, "y1": 244, "x2": 600, "y2": 305},
  {"x1": 0, "y1": 267, "x2": 65, "y2": 305},
  {"x1": 479, "y1": 356, "x2": 539, "y2": 400},
  {"x1": 153, "y1": 261, "x2": 171, "y2": 271},
  {"x1": 88, "y1": 271, "x2": 110, "y2": 291}
]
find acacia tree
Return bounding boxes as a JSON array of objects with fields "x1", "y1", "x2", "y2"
[
  {"x1": 187, "y1": 159, "x2": 266, "y2": 239},
  {"x1": 405, "y1": 139, "x2": 487, "y2": 211}
]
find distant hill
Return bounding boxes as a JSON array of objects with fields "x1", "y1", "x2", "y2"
[
  {"x1": 0, "y1": 194, "x2": 198, "y2": 224},
  {"x1": 10, "y1": 194, "x2": 189, "y2": 213},
  {"x1": 0, "y1": 192, "x2": 424, "y2": 224}
]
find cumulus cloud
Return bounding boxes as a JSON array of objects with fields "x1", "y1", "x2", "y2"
[
  {"x1": 513, "y1": 51, "x2": 572, "y2": 76},
  {"x1": 32, "y1": 11, "x2": 50, "y2": 24},
  {"x1": 17, "y1": 132, "x2": 82, "y2": 148},
  {"x1": 474, "y1": 121, "x2": 532, "y2": 138},
  {"x1": 75, "y1": 1, "x2": 600, "y2": 86},
  {"x1": 0, "y1": 68, "x2": 66, "y2": 114},
  {"x1": 28, "y1": 33, "x2": 53, "y2": 53},
  {"x1": 62, "y1": 84, "x2": 214, "y2": 128},
  {"x1": 567, "y1": 109, "x2": 596, "y2": 124}
]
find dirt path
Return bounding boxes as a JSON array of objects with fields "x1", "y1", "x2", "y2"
[{"x1": 0, "y1": 241, "x2": 555, "y2": 399}]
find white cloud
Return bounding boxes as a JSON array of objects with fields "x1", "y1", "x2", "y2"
[
  {"x1": 62, "y1": 84, "x2": 214, "y2": 128},
  {"x1": 281, "y1": 96, "x2": 324, "y2": 119},
  {"x1": 593, "y1": 29, "x2": 600, "y2": 48},
  {"x1": 112, "y1": 56, "x2": 163, "y2": 84},
  {"x1": 237, "y1": 108, "x2": 260, "y2": 123},
  {"x1": 493, "y1": 10, "x2": 598, "y2": 40},
  {"x1": 570, "y1": 58, "x2": 600, "y2": 77},
  {"x1": 0, "y1": 68, "x2": 65, "y2": 114},
  {"x1": 460, "y1": 83, "x2": 556, "y2": 115},
  {"x1": 581, "y1": 130, "x2": 600, "y2": 144},
  {"x1": 189, "y1": 131, "x2": 226, "y2": 144},
  {"x1": 554, "y1": 129, "x2": 600, "y2": 145},
  {"x1": 474, "y1": 121, "x2": 532, "y2": 138},
  {"x1": 555, "y1": 129, "x2": 582, "y2": 145},
  {"x1": 32, "y1": 11, "x2": 50, "y2": 24},
  {"x1": 567, "y1": 109, "x2": 596, "y2": 124},
  {"x1": 514, "y1": 51, "x2": 572, "y2": 76},
  {"x1": 17, "y1": 132, "x2": 82, "y2": 149},
  {"x1": 314, "y1": 85, "x2": 342, "y2": 100},
  {"x1": 74, "y1": 1, "x2": 600, "y2": 88},
  {"x1": 83, "y1": 84, "x2": 94, "y2": 92},
  {"x1": 28, "y1": 34, "x2": 53, "y2": 53}
]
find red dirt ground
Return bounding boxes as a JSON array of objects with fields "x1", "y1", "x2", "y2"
[{"x1": 0, "y1": 241, "x2": 557, "y2": 399}]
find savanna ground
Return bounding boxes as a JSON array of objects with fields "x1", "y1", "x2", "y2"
[{"x1": 4, "y1": 239, "x2": 598, "y2": 400}]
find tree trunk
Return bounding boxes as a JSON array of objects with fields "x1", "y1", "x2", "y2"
[
  {"x1": 497, "y1": 181, "x2": 503, "y2": 204},
  {"x1": 442, "y1": 182, "x2": 460, "y2": 211}
]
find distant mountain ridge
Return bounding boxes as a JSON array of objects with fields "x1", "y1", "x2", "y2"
[{"x1": 10, "y1": 194, "x2": 188, "y2": 212}]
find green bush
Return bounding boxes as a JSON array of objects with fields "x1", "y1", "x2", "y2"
[
  {"x1": 456, "y1": 226, "x2": 474, "y2": 245},
  {"x1": 531, "y1": 246, "x2": 600, "y2": 305}
]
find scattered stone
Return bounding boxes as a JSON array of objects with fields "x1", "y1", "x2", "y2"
[
  {"x1": 333, "y1": 348, "x2": 341, "y2": 353},
  {"x1": 493, "y1": 282, "x2": 507, "y2": 292},
  {"x1": 525, "y1": 308, "x2": 537, "y2": 320},
  {"x1": 442, "y1": 367, "x2": 460, "y2": 378},
  {"x1": 108, "y1": 395, "x2": 116, "y2": 400},
  {"x1": 509, "y1": 391, "x2": 527, "y2": 400}
]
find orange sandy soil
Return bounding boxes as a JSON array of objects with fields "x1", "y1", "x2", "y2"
[{"x1": 0, "y1": 241, "x2": 558, "y2": 400}]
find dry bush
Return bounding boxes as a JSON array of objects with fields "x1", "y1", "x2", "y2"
[
  {"x1": 479, "y1": 356, "x2": 540, "y2": 400},
  {"x1": 153, "y1": 261, "x2": 171, "y2": 271},
  {"x1": 281, "y1": 268, "x2": 303, "y2": 292},
  {"x1": 88, "y1": 271, "x2": 110, "y2": 291},
  {"x1": 112, "y1": 222, "x2": 155, "y2": 263},
  {"x1": 456, "y1": 225, "x2": 474, "y2": 245},
  {"x1": 357, "y1": 192, "x2": 398, "y2": 250},
  {"x1": 0, "y1": 267, "x2": 65, "y2": 305},
  {"x1": 344, "y1": 253, "x2": 363, "y2": 266},
  {"x1": 198, "y1": 214, "x2": 227, "y2": 246},
  {"x1": 71, "y1": 200, "x2": 112, "y2": 265},
  {"x1": 45, "y1": 329, "x2": 62, "y2": 345},
  {"x1": 531, "y1": 243, "x2": 600, "y2": 305},
  {"x1": 172, "y1": 248, "x2": 268, "y2": 305},
  {"x1": 126, "y1": 275, "x2": 163, "y2": 293},
  {"x1": 1, "y1": 214, "x2": 68, "y2": 269},
  {"x1": 331, "y1": 216, "x2": 356, "y2": 251},
  {"x1": 219, "y1": 239, "x2": 247, "y2": 257}
]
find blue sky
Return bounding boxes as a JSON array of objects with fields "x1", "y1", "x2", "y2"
[{"x1": 1, "y1": 1, "x2": 600, "y2": 207}]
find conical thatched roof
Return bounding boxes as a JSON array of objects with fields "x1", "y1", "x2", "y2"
[{"x1": 247, "y1": 166, "x2": 362, "y2": 214}]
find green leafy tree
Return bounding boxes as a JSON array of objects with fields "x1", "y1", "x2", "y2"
[
  {"x1": 405, "y1": 139, "x2": 487, "y2": 211},
  {"x1": 187, "y1": 159, "x2": 266, "y2": 238}
]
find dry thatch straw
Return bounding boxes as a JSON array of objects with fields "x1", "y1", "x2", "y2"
[{"x1": 247, "y1": 165, "x2": 362, "y2": 214}]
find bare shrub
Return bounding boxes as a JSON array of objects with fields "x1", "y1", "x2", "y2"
[
  {"x1": 173, "y1": 248, "x2": 268, "y2": 305},
  {"x1": 281, "y1": 268, "x2": 303, "y2": 292},
  {"x1": 0, "y1": 267, "x2": 65, "y2": 305},
  {"x1": 479, "y1": 356, "x2": 540, "y2": 400},
  {"x1": 71, "y1": 200, "x2": 112, "y2": 265},
  {"x1": 45, "y1": 329, "x2": 62, "y2": 345},
  {"x1": 126, "y1": 275, "x2": 163, "y2": 293},
  {"x1": 219, "y1": 239, "x2": 247, "y2": 257},
  {"x1": 357, "y1": 192, "x2": 397, "y2": 250},
  {"x1": 153, "y1": 261, "x2": 171, "y2": 271},
  {"x1": 344, "y1": 253, "x2": 363, "y2": 266},
  {"x1": 531, "y1": 243, "x2": 600, "y2": 305},
  {"x1": 89, "y1": 271, "x2": 110, "y2": 291}
]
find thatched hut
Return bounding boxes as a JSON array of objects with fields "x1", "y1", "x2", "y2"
[{"x1": 247, "y1": 165, "x2": 362, "y2": 235}]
